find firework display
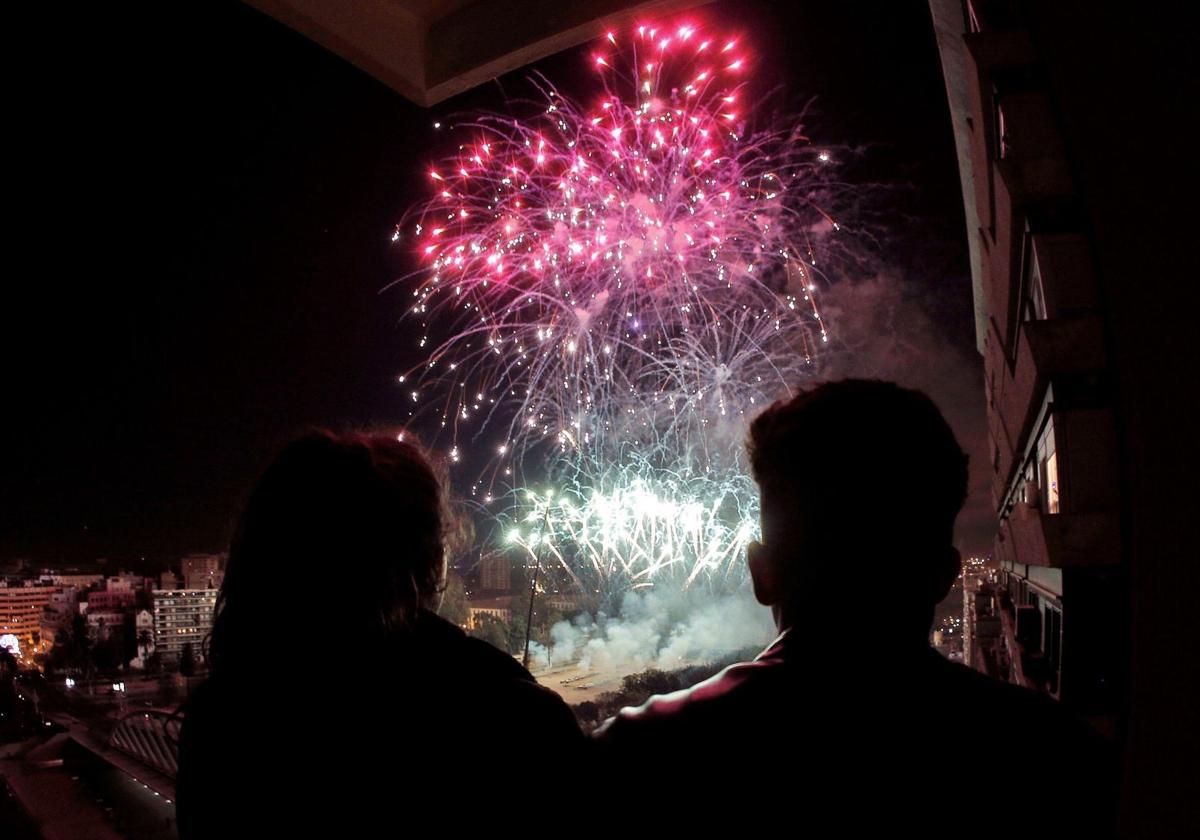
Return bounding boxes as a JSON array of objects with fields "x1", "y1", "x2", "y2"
[
  {"x1": 396, "y1": 20, "x2": 847, "y2": 599},
  {"x1": 507, "y1": 454, "x2": 758, "y2": 602}
]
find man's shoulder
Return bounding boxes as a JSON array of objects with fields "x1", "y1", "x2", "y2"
[
  {"x1": 595, "y1": 655, "x2": 783, "y2": 743},
  {"x1": 925, "y1": 652, "x2": 1112, "y2": 762},
  {"x1": 932, "y1": 653, "x2": 1078, "y2": 723}
]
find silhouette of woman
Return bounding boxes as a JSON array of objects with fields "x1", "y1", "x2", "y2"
[{"x1": 177, "y1": 432, "x2": 582, "y2": 836}]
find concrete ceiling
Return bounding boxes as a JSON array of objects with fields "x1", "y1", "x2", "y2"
[{"x1": 244, "y1": 0, "x2": 712, "y2": 107}]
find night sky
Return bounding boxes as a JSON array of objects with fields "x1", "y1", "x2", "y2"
[{"x1": 3, "y1": 0, "x2": 986, "y2": 566}]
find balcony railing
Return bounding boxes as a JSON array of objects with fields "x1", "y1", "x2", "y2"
[{"x1": 107, "y1": 708, "x2": 182, "y2": 780}]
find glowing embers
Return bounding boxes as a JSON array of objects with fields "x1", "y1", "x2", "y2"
[
  {"x1": 392, "y1": 18, "x2": 847, "y2": 592},
  {"x1": 506, "y1": 459, "x2": 759, "y2": 594}
]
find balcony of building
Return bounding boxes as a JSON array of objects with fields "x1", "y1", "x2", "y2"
[
  {"x1": 1, "y1": 669, "x2": 183, "y2": 836},
  {"x1": 992, "y1": 561, "x2": 1120, "y2": 726},
  {"x1": 961, "y1": 27, "x2": 1034, "y2": 243},
  {"x1": 995, "y1": 502, "x2": 1120, "y2": 571},
  {"x1": 962, "y1": 29, "x2": 1080, "y2": 367},
  {"x1": 986, "y1": 313, "x2": 1107, "y2": 502},
  {"x1": 964, "y1": 578, "x2": 1005, "y2": 676},
  {"x1": 963, "y1": 0, "x2": 1023, "y2": 34},
  {"x1": 980, "y1": 118, "x2": 1074, "y2": 335}
]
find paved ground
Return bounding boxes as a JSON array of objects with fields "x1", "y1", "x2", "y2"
[
  {"x1": 531, "y1": 661, "x2": 635, "y2": 703},
  {"x1": 2, "y1": 723, "x2": 179, "y2": 840},
  {"x1": 1, "y1": 736, "x2": 126, "y2": 840},
  {"x1": 3, "y1": 675, "x2": 182, "y2": 840}
]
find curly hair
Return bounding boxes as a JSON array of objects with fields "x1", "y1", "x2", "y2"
[{"x1": 207, "y1": 431, "x2": 454, "y2": 675}]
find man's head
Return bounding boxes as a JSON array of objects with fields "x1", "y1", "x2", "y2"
[{"x1": 746, "y1": 379, "x2": 968, "y2": 638}]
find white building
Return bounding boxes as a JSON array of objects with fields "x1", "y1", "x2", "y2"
[{"x1": 151, "y1": 589, "x2": 217, "y2": 662}]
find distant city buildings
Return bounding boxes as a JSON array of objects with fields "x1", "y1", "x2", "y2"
[
  {"x1": 0, "y1": 553, "x2": 226, "y2": 669},
  {"x1": 86, "y1": 588, "x2": 137, "y2": 612},
  {"x1": 468, "y1": 553, "x2": 515, "y2": 630},
  {"x1": 41, "y1": 572, "x2": 103, "y2": 589},
  {"x1": 477, "y1": 552, "x2": 511, "y2": 592},
  {"x1": 0, "y1": 581, "x2": 58, "y2": 654},
  {"x1": 181, "y1": 553, "x2": 225, "y2": 591},
  {"x1": 104, "y1": 574, "x2": 150, "y2": 593},
  {"x1": 963, "y1": 557, "x2": 1004, "y2": 674},
  {"x1": 465, "y1": 550, "x2": 585, "y2": 633},
  {"x1": 151, "y1": 589, "x2": 217, "y2": 662},
  {"x1": 43, "y1": 587, "x2": 79, "y2": 623},
  {"x1": 467, "y1": 595, "x2": 513, "y2": 629},
  {"x1": 85, "y1": 609, "x2": 129, "y2": 644},
  {"x1": 543, "y1": 591, "x2": 585, "y2": 615}
]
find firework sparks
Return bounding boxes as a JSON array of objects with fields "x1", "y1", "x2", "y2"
[
  {"x1": 506, "y1": 455, "x2": 758, "y2": 602},
  {"x1": 393, "y1": 19, "x2": 853, "y2": 597}
]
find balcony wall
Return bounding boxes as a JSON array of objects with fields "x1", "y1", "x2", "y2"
[
  {"x1": 986, "y1": 313, "x2": 1107, "y2": 504},
  {"x1": 1032, "y1": 233, "x2": 1099, "y2": 316},
  {"x1": 1000, "y1": 504, "x2": 1120, "y2": 569},
  {"x1": 964, "y1": 29, "x2": 1036, "y2": 234}
]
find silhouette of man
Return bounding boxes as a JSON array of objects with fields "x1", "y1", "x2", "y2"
[{"x1": 594, "y1": 380, "x2": 1116, "y2": 832}]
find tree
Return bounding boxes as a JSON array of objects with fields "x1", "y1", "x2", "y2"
[
  {"x1": 92, "y1": 636, "x2": 120, "y2": 676},
  {"x1": 620, "y1": 669, "x2": 681, "y2": 699},
  {"x1": 70, "y1": 614, "x2": 91, "y2": 663},
  {"x1": 510, "y1": 563, "x2": 538, "y2": 660},
  {"x1": 533, "y1": 607, "x2": 564, "y2": 647},
  {"x1": 0, "y1": 648, "x2": 19, "y2": 732},
  {"x1": 469, "y1": 613, "x2": 510, "y2": 652},
  {"x1": 507, "y1": 606, "x2": 528, "y2": 657},
  {"x1": 145, "y1": 651, "x2": 163, "y2": 676},
  {"x1": 63, "y1": 614, "x2": 96, "y2": 687}
]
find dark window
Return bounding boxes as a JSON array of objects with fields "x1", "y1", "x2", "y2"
[
  {"x1": 1023, "y1": 243, "x2": 1047, "y2": 321},
  {"x1": 995, "y1": 98, "x2": 1011, "y2": 160},
  {"x1": 1045, "y1": 605, "x2": 1062, "y2": 693}
]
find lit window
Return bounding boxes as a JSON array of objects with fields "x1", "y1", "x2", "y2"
[
  {"x1": 1044, "y1": 449, "x2": 1060, "y2": 514},
  {"x1": 995, "y1": 98, "x2": 1011, "y2": 160},
  {"x1": 1023, "y1": 243, "x2": 1047, "y2": 321},
  {"x1": 1036, "y1": 417, "x2": 1060, "y2": 514}
]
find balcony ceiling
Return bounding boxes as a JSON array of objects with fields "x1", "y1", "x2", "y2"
[{"x1": 244, "y1": 0, "x2": 712, "y2": 106}]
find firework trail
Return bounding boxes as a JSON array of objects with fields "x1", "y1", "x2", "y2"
[
  {"x1": 506, "y1": 451, "x2": 759, "y2": 605},
  {"x1": 395, "y1": 19, "x2": 853, "y2": 599}
]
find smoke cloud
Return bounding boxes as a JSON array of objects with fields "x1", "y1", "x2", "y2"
[
  {"x1": 524, "y1": 265, "x2": 987, "y2": 677},
  {"x1": 529, "y1": 585, "x2": 775, "y2": 674}
]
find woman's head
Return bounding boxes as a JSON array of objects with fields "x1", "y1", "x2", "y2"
[{"x1": 208, "y1": 431, "x2": 450, "y2": 674}]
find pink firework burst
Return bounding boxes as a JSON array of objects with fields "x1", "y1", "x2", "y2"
[{"x1": 395, "y1": 19, "x2": 844, "y2": 476}]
